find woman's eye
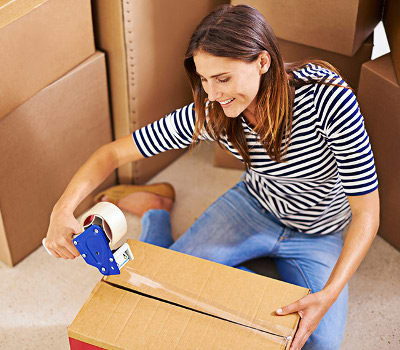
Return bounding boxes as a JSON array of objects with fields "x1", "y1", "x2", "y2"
[
  {"x1": 199, "y1": 77, "x2": 229, "y2": 83},
  {"x1": 217, "y1": 77, "x2": 230, "y2": 83}
]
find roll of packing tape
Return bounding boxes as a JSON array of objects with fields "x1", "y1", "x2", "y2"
[{"x1": 80, "y1": 202, "x2": 127, "y2": 249}]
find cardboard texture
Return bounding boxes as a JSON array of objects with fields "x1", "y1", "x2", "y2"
[
  {"x1": 279, "y1": 35, "x2": 374, "y2": 91},
  {"x1": 357, "y1": 54, "x2": 400, "y2": 251},
  {"x1": 383, "y1": 0, "x2": 400, "y2": 83},
  {"x1": 0, "y1": 0, "x2": 95, "y2": 119},
  {"x1": 0, "y1": 0, "x2": 46, "y2": 27},
  {"x1": 0, "y1": 52, "x2": 116, "y2": 266},
  {"x1": 232, "y1": 0, "x2": 382, "y2": 56},
  {"x1": 92, "y1": 0, "x2": 228, "y2": 185},
  {"x1": 214, "y1": 145, "x2": 245, "y2": 170},
  {"x1": 69, "y1": 240, "x2": 309, "y2": 349}
]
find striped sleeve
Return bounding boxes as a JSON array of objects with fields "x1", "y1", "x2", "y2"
[
  {"x1": 315, "y1": 82, "x2": 378, "y2": 196},
  {"x1": 132, "y1": 102, "x2": 214, "y2": 158}
]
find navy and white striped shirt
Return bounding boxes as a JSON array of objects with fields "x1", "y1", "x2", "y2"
[{"x1": 132, "y1": 64, "x2": 378, "y2": 235}]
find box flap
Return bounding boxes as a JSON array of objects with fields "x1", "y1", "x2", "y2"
[
  {"x1": 104, "y1": 240, "x2": 309, "y2": 341},
  {"x1": 69, "y1": 280, "x2": 289, "y2": 350},
  {"x1": 363, "y1": 54, "x2": 399, "y2": 87},
  {"x1": 232, "y1": 0, "x2": 381, "y2": 56},
  {"x1": 0, "y1": 0, "x2": 48, "y2": 29}
]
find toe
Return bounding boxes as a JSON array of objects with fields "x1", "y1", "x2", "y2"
[{"x1": 99, "y1": 195, "x2": 109, "y2": 202}]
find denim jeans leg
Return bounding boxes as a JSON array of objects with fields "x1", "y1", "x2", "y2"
[
  {"x1": 139, "y1": 209, "x2": 174, "y2": 248},
  {"x1": 168, "y1": 181, "x2": 284, "y2": 266},
  {"x1": 274, "y1": 230, "x2": 348, "y2": 350}
]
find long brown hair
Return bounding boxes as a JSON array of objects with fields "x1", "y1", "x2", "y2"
[{"x1": 184, "y1": 4, "x2": 349, "y2": 169}]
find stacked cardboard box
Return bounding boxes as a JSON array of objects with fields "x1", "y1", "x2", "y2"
[
  {"x1": 215, "y1": 0, "x2": 383, "y2": 170},
  {"x1": 0, "y1": 0, "x2": 95, "y2": 118},
  {"x1": 357, "y1": 1, "x2": 400, "y2": 251},
  {"x1": 92, "y1": 0, "x2": 229, "y2": 185},
  {"x1": 383, "y1": 0, "x2": 400, "y2": 83},
  {"x1": 278, "y1": 35, "x2": 374, "y2": 91},
  {"x1": 68, "y1": 240, "x2": 309, "y2": 350},
  {"x1": 0, "y1": 0, "x2": 116, "y2": 266}
]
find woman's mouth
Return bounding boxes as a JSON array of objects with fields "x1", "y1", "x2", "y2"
[{"x1": 219, "y1": 98, "x2": 235, "y2": 107}]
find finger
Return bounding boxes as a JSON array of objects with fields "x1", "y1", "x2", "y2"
[
  {"x1": 65, "y1": 242, "x2": 81, "y2": 258},
  {"x1": 276, "y1": 300, "x2": 302, "y2": 315},
  {"x1": 63, "y1": 246, "x2": 80, "y2": 258},
  {"x1": 48, "y1": 247, "x2": 61, "y2": 258},
  {"x1": 61, "y1": 237, "x2": 81, "y2": 258},
  {"x1": 290, "y1": 319, "x2": 309, "y2": 350},
  {"x1": 290, "y1": 321, "x2": 307, "y2": 350},
  {"x1": 298, "y1": 332, "x2": 312, "y2": 350},
  {"x1": 47, "y1": 235, "x2": 77, "y2": 259},
  {"x1": 291, "y1": 330, "x2": 311, "y2": 350},
  {"x1": 58, "y1": 246, "x2": 77, "y2": 259},
  {"x1": 63, "y1": 235, "x2": 81, "y2": 258},
  {"x1": 63, "y1": 232, "x2": 81, "y2": 258},
  {"x1": 52, "y1": 238, "x2": 78, "y2": 259},
  {"x1": 72, "y1": 222, "x2": 83, "y2": 235}
]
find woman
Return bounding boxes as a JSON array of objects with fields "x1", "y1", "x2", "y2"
[{"x1": 45, "y1": 4, "x2": 379, "y2": 350}]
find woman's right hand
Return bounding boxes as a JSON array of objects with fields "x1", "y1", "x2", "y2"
[
  {"x1": 43, "y1": 136, "x2": 145, "y2": 259},
  {"x1": 44, "y1": 208, "x2": 83, "y2": 259}
]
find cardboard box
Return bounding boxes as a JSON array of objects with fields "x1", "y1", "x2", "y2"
[
  {"x1": 215, "y1": 145, "x2": 245, "y2": 170},
  {"x1": 232, "y1": 0, "x2": 382, "y2": 56},
  {"x1": 383, "y1": 0, "x2": 400, "y2": 83},
  {"x1": 92, "y1": 0, "x2": 228, "y2": 185},
  {"x1": 0, "y1": 0, "x2": 95, "y2": 119},
  {"x1": 357, "y1": 54, "x2": 400, "y2": 251},
  {"x1": 279, "y1": 35, "x2": 374, "y2": 91},
  {"x1": 0, "y1": 52, "x2": 116, "y2": 266},
  {"x1": 68, "y1": 240, "x2": 309, "y2": 349}
]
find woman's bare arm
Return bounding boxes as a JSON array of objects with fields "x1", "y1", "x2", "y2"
[{"x1": 45, "y1": 135, "x2": 144, "y2": 259}]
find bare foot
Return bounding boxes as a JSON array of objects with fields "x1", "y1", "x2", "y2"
[{"x1": 100, "y1": 192, "x2": 173, "y2": 217}]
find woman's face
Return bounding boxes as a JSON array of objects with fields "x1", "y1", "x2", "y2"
[{"x1": 193, "y1": 50, "x2": 270, "y2": 120}]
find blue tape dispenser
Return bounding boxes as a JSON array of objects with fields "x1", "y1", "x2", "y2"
[{"x1": 43, "y1": 202, "x2": 133, "y2": 276}]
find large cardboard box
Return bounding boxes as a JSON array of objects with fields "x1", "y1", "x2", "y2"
[
  {"x1": 92, "y1": 0, "x2": 228, "y2": 185},
  {"x1": 215, "y1": 145, "x2": 245, "y2": 170},
  {"x1": 383, "y1": 0, "x2": 400, "y2": 83},
  {"x1": 0, "y1": 0, "x2": 95, "y2": 119},
  {"x1": 279, "y1": 35, "x2": 374, "y2": 91},
  {"x1": 0, "y1": 52, "x2": 116, "y2": 266},
  {"x1": 68, "y1": 240, "x2": 309, "y2": 349},
  {"x1": 357, "y1": 54, "x2": 400, "y2": 251},
  {"x1": 232, "y1": 0, "x2": 382, "y2": 56}
]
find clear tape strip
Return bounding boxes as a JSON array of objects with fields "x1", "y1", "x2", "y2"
[
  {"x1": 108, "y1": 264, "x2": 297, "y2": 347},
  {"x1": 104, "y1": 279, "x2": 289, "y2": 348}
]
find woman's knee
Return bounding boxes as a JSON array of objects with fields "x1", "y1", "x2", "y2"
[{"x1": 139, "y1": 209, "x2": 173, "y2": 247}]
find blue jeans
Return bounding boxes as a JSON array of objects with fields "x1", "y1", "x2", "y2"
[{"x1": 139, "y1": 181, "x2": 348, "y2": 350}]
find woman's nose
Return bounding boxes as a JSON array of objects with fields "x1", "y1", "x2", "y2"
[{"x1": 207, "y1": 82, "x2": 222, "y2": 101}]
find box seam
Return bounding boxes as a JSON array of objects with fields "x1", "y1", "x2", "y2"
[{"x1": 102, "y1": 279, "x2": 289, "y2": 344}]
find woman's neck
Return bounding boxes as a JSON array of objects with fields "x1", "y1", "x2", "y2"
[
  {"x1": 243, "y1": 113, "x2": 257, "y2": 127},
  {"x1": 242, "y1": 101, "x2": 257, "y2": 127}
]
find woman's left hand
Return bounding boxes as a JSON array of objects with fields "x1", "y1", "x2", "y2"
[{"x1": 275, "y1": 290, "x2": 336, "y2": 350}]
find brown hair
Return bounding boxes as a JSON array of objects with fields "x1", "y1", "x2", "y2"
[{"x1": 184, "y1": 4, "x2": 350, "y2": 169}]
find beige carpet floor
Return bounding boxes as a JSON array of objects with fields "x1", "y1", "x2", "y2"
[{"x1": 1, "y1": 142, "x2": 399, "y2": 349}]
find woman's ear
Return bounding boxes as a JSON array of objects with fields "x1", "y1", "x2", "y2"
[{"x1": 258, "y1": 51, "x2": 271, "y2": 74}]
